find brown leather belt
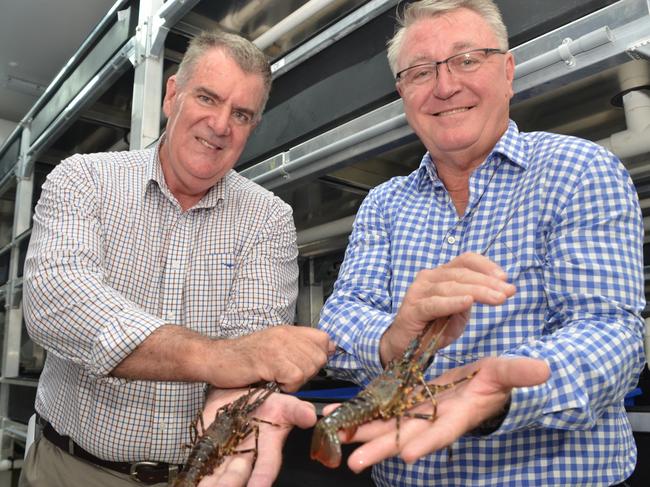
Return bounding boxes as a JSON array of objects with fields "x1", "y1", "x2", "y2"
[{"x1": 38, "y1": 416, "x2": 182, "y2": 484}]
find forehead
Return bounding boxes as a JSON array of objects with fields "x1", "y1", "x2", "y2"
[
  {"x1": 186, "y1": 48, "x2": 266, "y2": 107},
  {"x1": 399, "y1": 8, "x2": 498, "y2": 65}
]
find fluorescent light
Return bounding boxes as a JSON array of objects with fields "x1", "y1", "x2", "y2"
[{"x1": 3, "y1": 75, "x2": 46, "y2": 97}]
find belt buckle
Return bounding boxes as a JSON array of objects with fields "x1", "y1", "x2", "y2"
[{"x1": 129, "y1": 461, "x2": 161, "y2": 484}]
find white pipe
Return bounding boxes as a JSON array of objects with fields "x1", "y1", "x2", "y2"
[
  {"x1": 297, "y1": 215, "x2": 356, "y2": 246},
  {"x1": 597, "y1": 61, "x2": 650, "y2": 159},
  {"x1": 515, "y1": 26, "x2": 613, "y2": 78},
  {"x1": 597, "y1": 89, "x2": 650, "y2": 158},
  {"x1": 253, "y1": 0, "x2": 340, "y2": 50}
]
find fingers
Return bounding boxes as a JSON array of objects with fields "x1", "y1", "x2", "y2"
[
  {"x1": 494, "y1": 357, "x2": 551, "y2": 388},
  {"x1": 283, "y1": 396, "x2": 318, "y2": 429},
  {"x1": 347, "y1": 432, "x2": 400, "y2": 473},
  {"x1": 199, "y1": 394, "x2": 315, "y2": 487},
  {"x1": 248, "y1": 396, "x2": 316, "y2": 486},
  {"x1": 342, "y1": 357, "x2": 552, "y2": 471},
  {"x1": 201, "y1": 455, "x2": 252, "y2": 487},
  {"x1": 246, "y1": 425, "x2": 285, "y2": 487},
  {"x1": 383, "y1": 253, "x2": 516, "y2": 363},
  {"x1": 226, "y1": 326, "x2": 333, "y2": 391}
]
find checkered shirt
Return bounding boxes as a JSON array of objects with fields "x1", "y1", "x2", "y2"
[
  {"x1": 320, "y1": 121, "x2": 646, "y2": 486},
  {"x1": 23, "y1": 144, "x2": 298, "y2": 463}
]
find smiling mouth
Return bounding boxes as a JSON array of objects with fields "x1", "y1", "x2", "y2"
[
  {"x1": 197, "y1": 137, "x2": 221, "y2": 150},
  {"x1": 435, "y1": 107, "x2": 472, "y2": 117}
]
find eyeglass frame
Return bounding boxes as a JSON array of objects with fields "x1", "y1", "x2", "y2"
[{"x1": 395, "y1": 48, "x2": 507, "y2": 85}]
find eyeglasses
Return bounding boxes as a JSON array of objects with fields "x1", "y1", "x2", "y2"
[{"x1": 395, "y1": 48, "x2": 506, "y2": 86}]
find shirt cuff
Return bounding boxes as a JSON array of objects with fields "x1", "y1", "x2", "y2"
[
  {"x1": 354, "y1": 312, "x2": 395, "y2": 380},
  {"x1": 495, "y1": 378, "x2": 551, "y2": 434},
  {"x1": 89, "y1": 308, "x2": 167, "y2": 377}
]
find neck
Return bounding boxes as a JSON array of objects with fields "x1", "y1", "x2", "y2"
[{"x1": 435, "y1": 165, "x2": 474, "y2": 216}]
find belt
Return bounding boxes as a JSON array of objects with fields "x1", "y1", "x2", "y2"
[{"x1": 38, "y1": 416, "x2": 182, "y2": 484}]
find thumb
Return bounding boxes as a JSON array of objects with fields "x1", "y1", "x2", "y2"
[
  {"x1": 495, "y1": 357, "x2": 551, "y2": 388},
  {"x1": 286, "y1": 398, "x2": 317, "y2": 429}
]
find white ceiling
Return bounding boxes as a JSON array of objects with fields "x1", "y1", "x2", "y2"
[{"x1": 0, "y1": 0, "x2": 117, "y2": 124}]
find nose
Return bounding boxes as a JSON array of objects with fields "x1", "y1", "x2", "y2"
[
  {"x1": 433, "y1": 62, "x2": 461, "y2": 99},
  {"x1": 207, "y1": 106, "x2": 231, "y2": 136}
]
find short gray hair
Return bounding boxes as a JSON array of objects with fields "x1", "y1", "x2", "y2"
[
  {"x1": 387, "y1": 0, "x2": 509, "y2": 76},
  {"x1": 176, "y1": 30, "x2": 272, "y2": 117}
]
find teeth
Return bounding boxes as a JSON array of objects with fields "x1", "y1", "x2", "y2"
[
  {"x1": 437, "y1": 107, "x2": 470, "y2": 116},
  {"x1": 198, "y1": 137, "x2": 217, "y2": 150}
]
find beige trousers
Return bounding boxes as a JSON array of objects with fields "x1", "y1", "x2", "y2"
[{"x1": 19, "y1": 437, "x2": 169, "y2": 487}]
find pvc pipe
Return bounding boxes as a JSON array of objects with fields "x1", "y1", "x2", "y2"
[
  {"x1": 597, "y1": 89, "x2": 650, "y2": 158},
  {"x1": 247, "y1": 110, "x2": 407, "y2": 186},
  {"x1": 515, "y1": 26, "x2": 613, "y2": 78},
  {"x1": 253, "y1": 0, "x2": 340, "y2": 50},
  {"x1": 597, "y1": 60, "x2": 650, "y2": 159},
  {"x1": 297, "y1": 215, "x2": 356, "y2": 246}
]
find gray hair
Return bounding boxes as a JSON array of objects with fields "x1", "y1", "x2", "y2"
[
  {"x1": 175, "y1": 30, "x2": 272, "y2": 117},
  {"x1": 387, "y1": 0, "x2": 509, "y2": 76}
]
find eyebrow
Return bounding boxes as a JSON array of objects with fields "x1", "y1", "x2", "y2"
[
  {"x1": 406, "y1": 42, "x2": 480, "y2": 66},
  {"x1": 194, "y1": 87, "x2": 257, "y2": 118}
]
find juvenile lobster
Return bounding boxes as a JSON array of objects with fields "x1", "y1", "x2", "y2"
[
  {"x1": 310, "y1": 318, "x2": 475, "y2": 468},
  {"x1": 174, "y1": 381, "x2": 280, "y2": 487}
]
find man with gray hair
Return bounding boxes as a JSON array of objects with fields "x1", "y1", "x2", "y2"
[
  {"x1": 318, "y1": 1, "x2": 644, "y2": 486},
  {"x1": 20, "y1": 30, "x2": 333, "y2": 487}
]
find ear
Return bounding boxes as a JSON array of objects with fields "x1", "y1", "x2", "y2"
[
  {"x1": 504, "y1": 52, "x2": 515, "y2": 100},
  {"x1": 162, "y1": 75, "x2": 178, "y2": 118},
  {"x1": 396, "y1": 81, "x2": 404, "y2": 98}
]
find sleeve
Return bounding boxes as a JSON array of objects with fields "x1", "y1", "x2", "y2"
[
  {"x1": 498, "y1": 146, "x2": 646, "y2": 433},
  {"x1": 23, "y1": 155, "x2": 166, "y2": 378},
  {"x1": 318, "y1": 186, "x2": 399, "y2": 386},
  {"x1": 217, "y1": 195, "x2": 299, "y2": 336}
]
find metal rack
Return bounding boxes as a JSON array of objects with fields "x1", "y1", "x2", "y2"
[{"x1": 0, "y1": 0, "x2": 648, "y2": 469}]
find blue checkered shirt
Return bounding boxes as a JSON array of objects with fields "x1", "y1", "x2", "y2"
[
  {"x1": 319, "y1": 121, "x2": 645, "y2": 486},
  {"x1": 23, "y1": 144, "x2": 298, "y2": 463}
]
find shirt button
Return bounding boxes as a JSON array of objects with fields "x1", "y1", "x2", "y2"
[{"x1": 447, "y1": 236, "x2": 456, "y2": 244}]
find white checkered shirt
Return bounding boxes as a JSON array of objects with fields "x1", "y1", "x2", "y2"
[
  {"x1": 320, "y1": 121, "x2": 646, "y2": 486},
  {"x1": 23, "y1": 144, "x2": 298, "y2": 463}
]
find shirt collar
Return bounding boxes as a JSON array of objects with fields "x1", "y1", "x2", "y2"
[
  {"x1": 416, "y1": 119, "x2": 528, "y2": 191},
  {"x1": 145, "y1": 134, "x2": 227, "y2": 209}
]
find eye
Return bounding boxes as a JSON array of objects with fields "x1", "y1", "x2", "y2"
[
  {"x1": 409, "y1": 66, "x2": 434, "y2": 83},
  {"x1": 455, "y1": 54, "x2": 481, "y2": 70},
  {"x1": 197, "y1": 94, "x2": 213, "y2": 104},
  {"x1": 232, "y1": 110, "x2": 252, "y2": 125}
]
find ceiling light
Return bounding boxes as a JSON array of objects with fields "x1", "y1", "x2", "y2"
[{"x1": 3, "y1": 75, "x2": 46, "y2": 97}]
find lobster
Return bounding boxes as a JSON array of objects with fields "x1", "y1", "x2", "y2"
[
  {"x1": 174, "y1": 381, "x2": 280, "y2": 487},
  {"x1": 310, "y1": 317, "x2": 476, "y2": 468}
]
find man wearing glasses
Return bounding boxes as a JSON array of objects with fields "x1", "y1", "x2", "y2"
[{"x1": 318, "y1": 1, "x2": 644, "y2": 486}]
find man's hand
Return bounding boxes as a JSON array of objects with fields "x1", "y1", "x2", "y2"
[
  {"x1": 381, "y1": 253, "x2": 516, "y2": 365},
  {"x1": 114, "y1": 324, "x2": 333, "y2": 393},
  {"x1": 326, "y1": 357, "x2": 549, "y2": 472},
  {"x1": 197, "y1": 388, "x2": 317, "y2": 487},
  {"x1": 212, "y1": 326, "x2": 335, "y2": 392}
]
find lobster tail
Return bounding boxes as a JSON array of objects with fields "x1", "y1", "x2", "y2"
[{"x1": 310, "y1": 422, "x2": 343, "y2": 468}]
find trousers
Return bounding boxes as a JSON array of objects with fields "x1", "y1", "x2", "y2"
[{"x1": 19, "y1": 437, "x2": 169, "y2": 487}]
